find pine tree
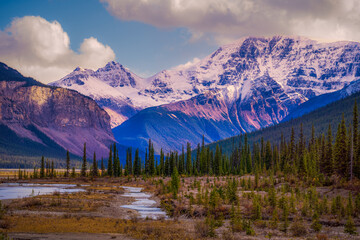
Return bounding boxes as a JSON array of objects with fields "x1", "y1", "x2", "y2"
[
  {"x1": 352, "y1": 101, "x2": 358, "y2": 180},
  {"x1": 289, "y1": 127, "x2": 296, "y2": 172},
  {"x1": 265, "y1": 141, "x2": 272, "y2": 169},
  {"x1": 107, "y1": 145, "x2": 113, "y2": 177},
  {"x1": 81, "y1": 142, "x2": 87, "y2": 177},
  {"x1": 214, "y1": 145, "x2": 221, "y2": 175},
  {"x1": 65, "y1": 150, "x2": 70, "y2": 177},
  {"x1": 51, "y1": 161, "x2": 54, "y2": 178},
  {"x1": 40, "y1": 156, "x2": 45, "y2": 178},
  {"x1": 133, "y1": 148, "x2": 141, "y2": 176},
  {"x1": 149, "y1": 139, "x2": 155, "y2": 175},
  {"x1": 344, "y1": 215, "x2": 357, "y2": 235},
  {"x1": 323, "y1": 124, "x2": 334, "y2": 175},
  {"x1": 334, "y1": 115, "x2": 348, "y2": 177},
  {"x1": 92, "y1": 152, "x2": 98, "y2": 177},
  {"x1": 171, "y1": 166, "x2": 180, "y2": 199},
  {"x1": 113, "y1": 144, "x2": 118, "y2": 177},
  {"x1": 159, "y1": 149, "x2": 164, "y2": 176}
]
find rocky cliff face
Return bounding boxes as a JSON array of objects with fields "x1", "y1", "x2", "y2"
[
  {"x1": 53, "y1": 36, "x2": 360, "y2": 127},
  {"x1": 113, "y1": 36, "x2": 360, "y2": 152},
  {"x1": 0, "y1": 62, "x2": 114, "y2": 158}
]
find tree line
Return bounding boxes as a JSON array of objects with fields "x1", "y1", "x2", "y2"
[{"x1": 30, "y1": 101, "x2": 360, "y2": 180}]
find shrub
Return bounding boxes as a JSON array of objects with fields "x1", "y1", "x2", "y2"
[
  {"x1": 344, "y1": 216, "x2": 357, "y2": 235},
  {"x1": 290, "y1": 218, "x2": 308, "y2": 237}
]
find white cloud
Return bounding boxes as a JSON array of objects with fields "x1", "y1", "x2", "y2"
[
  {"x1": 0, "y1": 16, "x2": 115, "y2": 83},
  {"x1": 173, "y1": 57, "x2": 201, "y2": 71},
  {"x1": 101, "y1": 0, "x2": 360, "y2": 44}
]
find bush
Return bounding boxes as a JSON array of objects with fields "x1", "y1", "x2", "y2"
[
  {"x1": 195, "y1": 220, "x2": 210, "y2": 238},
  {"x1": 290, "y1": 219, "x2": 308, "y2": 237},
  {"x1": 344, "y1": 216, "x2": 357, "y2": 235}
]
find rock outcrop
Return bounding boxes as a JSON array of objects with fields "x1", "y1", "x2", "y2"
[{"x1": 0, "y1": 62, "x2": 114, "y2": 158}]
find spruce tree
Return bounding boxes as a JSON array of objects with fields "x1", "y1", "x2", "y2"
[
  {"x1": 324, "y1": 124, "x2": 334, "y2": 175},
  {"x1": 81, "y1": 142, "x2": 87, "y2": 177},
  {"x1": 352, "y1": 101, "x2": 358, "y2": 180},
  {"x1": 133, "y1": 148, "x2": 141, "y2": 176},
  {"x1": 334, "y1": 115, "x2": 348, "y2": 177},
  {"x1": 51, "y1": 161, "x2": 54, "y2": 178},
  {"x1": 65, "y1": 150, "x2": 70, "y2": 177},
  {"x1": 159, "y1": 149, "x2": 164, "y2": 176},
  {"x1": 171, "y1": 166, "x2": 180, "y2": 199},
  {"x1": 92, "y1": 152, "x2": 98, "y2": 177},
  {"x1": 107, "y1": 145, "x2": 113, "y2": 176},
  {"x1": 40, "y1": 156, "x2": 45, "y2": 178},
  {"x1": 214, "y1": 145, "x2": 221, "y2": 175},
  {"x1": 186, "y1": 142, "x2": 192, "y2": 175}
]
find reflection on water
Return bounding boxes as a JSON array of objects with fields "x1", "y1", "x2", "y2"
[
  {"x1": 121, "y1": 186, "x2": 167, "y2": 220},
  {"x1": 0, "y1": 183, "x2": 85, "y2": 200}
]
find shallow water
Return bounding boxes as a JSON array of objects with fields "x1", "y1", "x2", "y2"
[
  {"x1": 121, "y1": 186, "x2": 167, "y2": 220},
  {"x1": 0, "y1": 183, "x2": 85, "y2": 200}
]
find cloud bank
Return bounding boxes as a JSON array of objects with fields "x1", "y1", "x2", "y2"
[
  {"x1": 0, "y1": 16, "x2": 115, "y2": 83},
  {"x1": 101, "y1": 0, "x2": 360, "y2": 44}
]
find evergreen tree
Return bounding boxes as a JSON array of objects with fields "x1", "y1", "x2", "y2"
[
  {"x1": 214, "y1": 145, "x2": 221, "y2": 175},
  {"x1": 92, "y1": 152, "x2": 98, "y2": 177},
  {"x1": 334, "y1": 115, "x2": 348, "y2": 177},
  {"x1": 40, "y1": 156, "x2": 45, "y2": 178},
  {"x1": 265, "y1": 141, "x2": 272, "y2": 169},
  {"x1": 65, "y1": 150, "x2": 70, "y2": 177},
  {"x1": 352, "y1": 101, "x2": 358, "y2": 180},
  {"x1": 107, "y1": 144, "x2": 113, "y2": 176},
  {"x1": 51, "y1": 161, "x2": 54, "y2": 178},
  {"x1": 171, "y1": 166, "x2": 180, "y2": 198},
  {"x1": 160, "y1": 149, "x2": 164, "y2": 176},
  {"x1": 133, "y1": 148, "x2": 141, "y2": 176},
  {"x1": 323, "y1": 124, "x2": 334, "y2": 175},
  {"x1": 81, "y1": 142, "x2": 87, "y2": 177},
  {"x1": 113, "y1": 144, "x2": 118, "y2": 177},
  {"x1": 149, "y1": 139, "x2": 155, "y2": 175}
]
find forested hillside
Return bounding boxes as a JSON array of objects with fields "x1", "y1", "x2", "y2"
[{"x1": 207, "y1": 91, "x2": 360, "y2": 156}]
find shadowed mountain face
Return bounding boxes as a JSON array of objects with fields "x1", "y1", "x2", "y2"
[
  {"x1": 0, "y1": 62, "x2": 115, "y2": 158},
  {"x1": 112, "y1": 36, "x2": 360, "y2": 153}
]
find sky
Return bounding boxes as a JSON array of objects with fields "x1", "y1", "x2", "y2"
[{"x1": 0, "y1": 0, "x2": 360, "y2": 83}]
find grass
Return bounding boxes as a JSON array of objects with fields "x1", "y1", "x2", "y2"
[{"x1": 6, "y1": 215, "x2": 193, "y2": 240}]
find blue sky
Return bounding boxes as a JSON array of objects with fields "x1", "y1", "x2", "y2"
[
  {"x1": 0, "y1": 0, "x2": 359, "y2": 83},
  {"x1": 0, "y1": 0, "x2": 217, "y2": 78}
]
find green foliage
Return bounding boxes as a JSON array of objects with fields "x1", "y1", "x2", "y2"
[
  {"x1": 344, "y1": 215, "x2": 357, "y2": 235},
  {"x1": 252, "y1": 195, "x2": 262, "y2": 220},
  {"x1": 226, "y1": 178, "x2": 238, "y2": 204},
  {"x1": 230, "y1": 205, "x2": 242, "y2": 232},
  {"x1": 80, "y1": 142, "x2": 87, "y2": 177},
  {"x1": 311, "y1": 210, "x2": 322, "y2": 232},
  {"x1": 290, "y1": 218, "x2": 308, "y2": 237},
  {"x1": 268, "y1": 186, "x2": 277, "y2": 208},
  {"x1": 170, "y1": 167, "x2": 180, "y2": 199}
]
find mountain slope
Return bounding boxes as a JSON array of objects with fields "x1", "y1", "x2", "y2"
[
  {"x1": 283, "y1": 79, "x2": 360, "y2": 121},
  {"x1": 113, "y1": 36, "x2": 360, "y2": 152},
  {"x1": 52, "y1": 36, "x2": 360, "y2": 130},
  {"x1": 0, "y1": 62, "x2": 115, "y2": 159},
  {"x1": 207, "y1": 91, "x2": 360, "y2": 157}
]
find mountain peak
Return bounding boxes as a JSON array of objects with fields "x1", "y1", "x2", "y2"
[
  {"x1": 103, "y1": 61, "x2": 123, "y2": 70},
  {"x1": 74, "y1": 66, "x2": 85, "y2": 72}
]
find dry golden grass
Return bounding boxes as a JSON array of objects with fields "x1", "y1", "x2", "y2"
[{"x1": 7, "y1": 215, "x2": 195, "y2": 240}]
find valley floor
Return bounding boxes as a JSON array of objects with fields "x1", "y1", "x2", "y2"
[{"x1": 0, "y1": 175, "x2": 360, "y2": 239}]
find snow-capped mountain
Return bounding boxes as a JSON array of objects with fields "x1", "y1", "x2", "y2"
[
  {"x1": 51, "y1": 36, "x2": 360, "y2": 130},
  {"x1": 113, "y1": 36, "x2": 360, "y2": 152},
  {"x1": 52, "y1": 36, "x2": 360, "y2": 151}
]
